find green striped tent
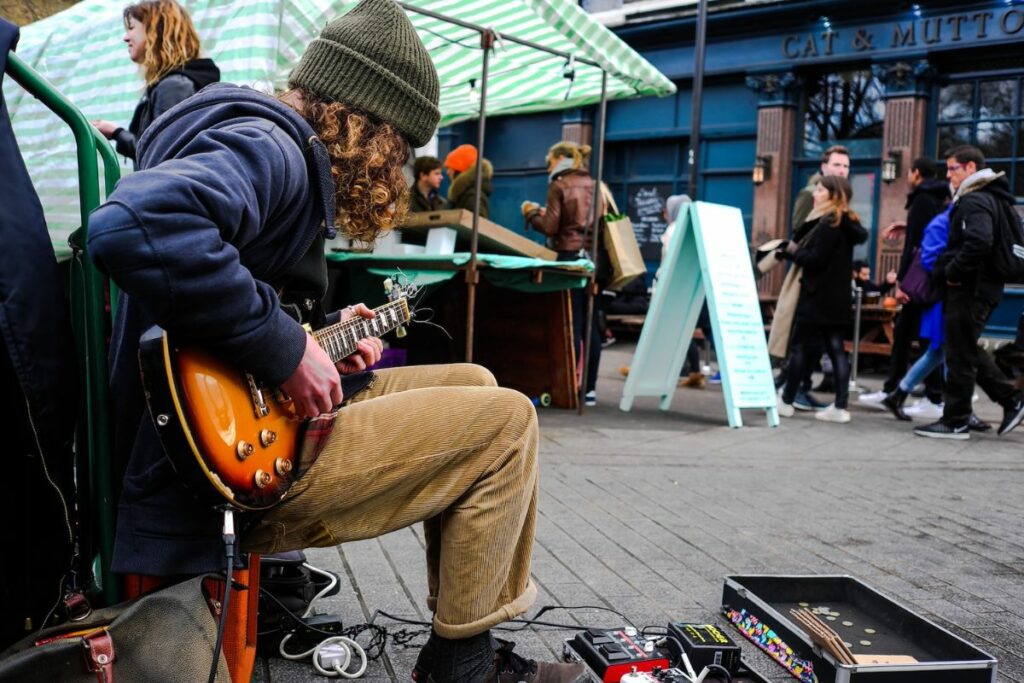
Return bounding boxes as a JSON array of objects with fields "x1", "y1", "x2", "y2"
[{"x1": 5, "y1": 0, "x2": 675, "y2": 258}]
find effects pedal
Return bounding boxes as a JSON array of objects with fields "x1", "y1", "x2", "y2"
[
  {"x1": 563, "y1": 627, "x2": 670, "y2": 683},
  {"x1": 667, "y1": 622, "x2": 740, "y2": 674},
  {"x1": 618, "y1": 669, "x2": 693, "y2": 683}
]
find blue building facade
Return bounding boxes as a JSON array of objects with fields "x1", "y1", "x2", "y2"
[{"x1": 440, "y1": 0, "x2": 1024, "y2": 336}]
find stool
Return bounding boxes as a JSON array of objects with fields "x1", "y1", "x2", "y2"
[{"x1": 122, "y1": 554, "x2": 261, "y2": 683}]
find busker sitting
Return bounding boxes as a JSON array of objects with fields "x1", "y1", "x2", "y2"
[{"x1": 85, "y1": 1, "x2": 586, "y2": 681}]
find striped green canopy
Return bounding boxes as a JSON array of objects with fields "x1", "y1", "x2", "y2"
[{"x1": 4, "y1": 0, "x2": 674, "y2": 257}]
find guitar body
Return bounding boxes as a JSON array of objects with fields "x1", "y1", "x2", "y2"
[
  {"x1": 140, "y1": 293, "x2": 410, "y2": 510},
  {"x1": 141, "y1": 327, "x2": 300, "y2": 510}
]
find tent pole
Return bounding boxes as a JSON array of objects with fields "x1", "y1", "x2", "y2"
[
  {"x1": 398, "y1": 3, "x2": 603, "y2": 70},
  {"x1": 579, "y1": 70, "x2": 608, "y2": 414},
  {"x1": 465, "y1": 29, "x2": 493, "y2": 363},
  {"x1": 687, "y1": 0, "x2": 708, "y2": 198}
]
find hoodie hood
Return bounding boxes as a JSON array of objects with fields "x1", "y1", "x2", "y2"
[
  {"x1": 448, "y1": 158, "x2": 493, "y2": 203},
  {"x1": 955, "y1": 168, "x2": 1014, "y2": 204},
  {"x1": 906, "y1": 176, "x2": 950, "y2": 209},
  {"x1": 167, "y1": 57, "x2": 221, "y2": 91},
  {"x1": 137, "y1": 83, "x2": 334, "y2": 271}
]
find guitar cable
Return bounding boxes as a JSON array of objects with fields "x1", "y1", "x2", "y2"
[{"x1": 208, "y1": 508, "x2": 236, "y2": 683}]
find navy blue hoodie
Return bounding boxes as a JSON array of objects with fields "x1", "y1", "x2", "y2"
[{"x1": 88, "y1": 84, "x2": 334, "y2": 575}]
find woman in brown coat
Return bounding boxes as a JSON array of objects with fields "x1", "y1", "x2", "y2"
[{"x1": 524, "y1": 141, "x2": 604, "y2": 405}]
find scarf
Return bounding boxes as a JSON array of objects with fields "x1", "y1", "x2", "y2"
[{"x1": 548, "y1": 156, "x2": 576, "y2": 183}]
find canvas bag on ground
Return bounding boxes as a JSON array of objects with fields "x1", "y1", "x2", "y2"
[
  {"x1": 0, "y1": 576, "x2": 230, "y2": 682},
  {"x1": 599, "y1": 185, "x2": 645, "y2": 291}
]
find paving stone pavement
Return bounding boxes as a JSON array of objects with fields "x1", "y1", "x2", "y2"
[{"x1": 259, "y1": 343, "x2": 1024, "y2": 682}]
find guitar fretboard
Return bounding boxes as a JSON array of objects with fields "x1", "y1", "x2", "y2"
[{"x1": 312, "y1": 299, "x2": 409, "y2": 364}]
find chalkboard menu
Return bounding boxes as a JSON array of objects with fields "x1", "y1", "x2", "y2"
[{"x1": 627, "y1": 184, "x2": 671, "y2": 261}]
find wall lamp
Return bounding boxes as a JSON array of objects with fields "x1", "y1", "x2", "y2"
[
  {"x1": 752, "y1": 155, "x2": 772, "y2": 186},
  {"x1": 882, "y1": 149, "x2": 901, "y2": 184}
]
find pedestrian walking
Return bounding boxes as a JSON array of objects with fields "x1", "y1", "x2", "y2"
[
  {"x1": 915, "y1": 145, "x2": 1024, "y2": 439},
  {"x1": 860, "y1": 158, "x2": 949, "y2": 415},
  {"x1": 777, "y1": 175, "x2": 868, "y2": 423}
]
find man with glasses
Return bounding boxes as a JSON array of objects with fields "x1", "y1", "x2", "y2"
[{"x1": 915, "y1": 145, "x2": 1024, "y2": 439}]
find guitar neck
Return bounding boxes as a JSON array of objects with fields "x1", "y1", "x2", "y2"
[{"x1": 312, "y1": 299, "x2": 409, "y2": 364}]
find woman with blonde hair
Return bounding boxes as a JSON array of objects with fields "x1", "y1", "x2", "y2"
[
  {"x1": 777, "y1": 175, "x2": 868, "y2": 422},
  {"x1": 92, "y1": 0, "x2": 219, "y2": 162},
  {"x1": 523, "y1": 139, "x2": 606, "y2": 405}
]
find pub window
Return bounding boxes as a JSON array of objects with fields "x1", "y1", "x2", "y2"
[
  {"x1": 803, "y1": 70, "x2": 885, "y2": 158},
  {"x1": 937, "y1": 76, "x2": 1023, "y2": 198}
]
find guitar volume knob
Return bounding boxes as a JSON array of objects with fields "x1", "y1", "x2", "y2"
[
  {"x1": 254, "y1": 469, "x2": 273, "y2": 489},
  {"x1": 236, "y1": 440, "x2": 255, "y2": 460},
  {"x1": 274, "y1": 458, "x2": 293, "y2": 476},
  {"x1": 259, "y1": 429, "x2": 277, "y2": 447}
]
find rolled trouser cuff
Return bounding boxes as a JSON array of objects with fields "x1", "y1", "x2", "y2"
[{"x1": 429, "y1": 580, "x2": 538, "y2": 639}]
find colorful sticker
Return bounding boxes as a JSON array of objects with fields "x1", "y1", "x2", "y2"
[{"x1": 724, "y1": 608, "x2": 817, "y2": 683}]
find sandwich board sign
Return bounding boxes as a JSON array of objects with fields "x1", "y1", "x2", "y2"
[{"x1": 619, "y1": 201, "x2": 778, "y2": 427}]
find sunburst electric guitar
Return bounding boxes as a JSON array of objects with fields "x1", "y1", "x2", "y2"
[{"x1": 140, "y1": 292, "x2": 411, "y2": 510}]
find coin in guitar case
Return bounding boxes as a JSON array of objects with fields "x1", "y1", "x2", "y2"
[
  {"x1": 860, "y1": 640, "x2": 872, "y2": 647},
  {"x1": 842, "y1": 621, "x2": 853, "y2": 627},
  {"x1": 826, "y1": 616, "x2": 836, "y2": 621},
  {"x1": 799, "y1": 602, "x2": 810, "y2": 607},
  {"x1": 864, "y1": 628, "x2": 876, "y2": 634}
]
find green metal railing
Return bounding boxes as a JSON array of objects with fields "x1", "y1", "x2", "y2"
[{"x1": 6, "y1": 51, "x2": 120, "y2": 605}]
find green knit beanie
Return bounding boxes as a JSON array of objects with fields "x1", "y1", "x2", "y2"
[{"x1": 289, "y1": 0, "x2": 440, "y2": 148}]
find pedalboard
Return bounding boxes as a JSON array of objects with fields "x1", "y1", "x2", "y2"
[
  {"x1": 667, "y1": 622, "x2": 741, "y2": 673},
  {"x1": 564, "y1": 628, "x2": 670, "y2": 683}
]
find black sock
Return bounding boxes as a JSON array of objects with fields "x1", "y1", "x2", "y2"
[{"x1": 425, "y1": 629, "x2": 494, "y2": 683}]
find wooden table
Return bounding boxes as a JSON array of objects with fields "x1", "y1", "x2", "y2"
[{"x1": 844, "y1": 303, "x2": 900, "y2": 356}]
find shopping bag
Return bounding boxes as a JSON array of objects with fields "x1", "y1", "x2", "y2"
[{"x1": 599, "y1": 186, "x2": 645, "y2": 291}]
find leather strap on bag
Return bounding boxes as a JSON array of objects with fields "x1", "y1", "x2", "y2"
[{"x1": 82, "y1": 630, "x2": 115, "y2": 683}]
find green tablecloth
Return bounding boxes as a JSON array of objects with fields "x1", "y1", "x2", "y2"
[{"x1": 325, "y1": 251, "x2": 593, "y2": 293}]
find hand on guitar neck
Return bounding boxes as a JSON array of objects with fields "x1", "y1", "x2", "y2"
[{"x1": 280, "y1": 303, "x2": 383, "y2": 419}]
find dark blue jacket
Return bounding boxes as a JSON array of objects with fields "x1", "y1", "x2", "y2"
[
  {"x1": 88, "y1": 84, "x2": 335, "y2": 575},
  {"x1": 0, "y1": 17, "x2": 77, "y2": 623}
]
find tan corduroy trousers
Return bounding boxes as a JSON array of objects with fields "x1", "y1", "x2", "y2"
[{"x1": 243, "y1": 363, "x2": 539, "y2": 639}]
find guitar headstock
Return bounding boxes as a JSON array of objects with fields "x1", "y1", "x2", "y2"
[
  {"x1": 384, "y1": 275, "x2": 417, "y2": 338},
  {"x1": 383, "y1": 275, "x2": 417, "y2": 303}
]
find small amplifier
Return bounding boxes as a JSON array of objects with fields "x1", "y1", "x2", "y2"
[
  {"x1": 667, "y1": 623, "x2": 740, "y2": 674},
  {"x1": 564, "y1": 627, "x2": 671, "y2": 683}
]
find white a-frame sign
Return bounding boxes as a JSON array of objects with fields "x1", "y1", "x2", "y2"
[{"x1": 619, "y1": 202, "x2": 778, "y2": 428}]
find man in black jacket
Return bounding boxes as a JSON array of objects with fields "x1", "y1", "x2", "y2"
[
  {"x1": 915, "y1": 145, "x2": 1024, "y2": 439},
  {"x1": 860, "y1": 158, "x2": 948, "y2": 415}
]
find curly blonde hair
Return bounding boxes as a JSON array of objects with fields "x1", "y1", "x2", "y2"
[
  {"x1": 289, "y1": 88, "x2": 410, "y2": 243},
  {"x1": 124, "y1": 0, "x2": 200, "y2": 86}
]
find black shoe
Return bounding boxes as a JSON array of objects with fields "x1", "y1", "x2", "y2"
[
  {"x1": 968, "y1": 413, "x2": 992, "y2": 432},
  {"x1": 793, "y1": 391, "x2": 829, "y2": 411},
  {"x1": 997, "y1": 398, "x2": 1024, "y2": 436},
  {"x1": 881, "y1": 389, "x2": 911, "y2": 421},
  {"x1": 914, "y1": 420, "x2": 970, "y2": 440}
]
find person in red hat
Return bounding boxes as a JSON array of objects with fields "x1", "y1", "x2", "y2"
[{"x1": 445, "y1": 143, "x2": 493, "y2": 217}]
